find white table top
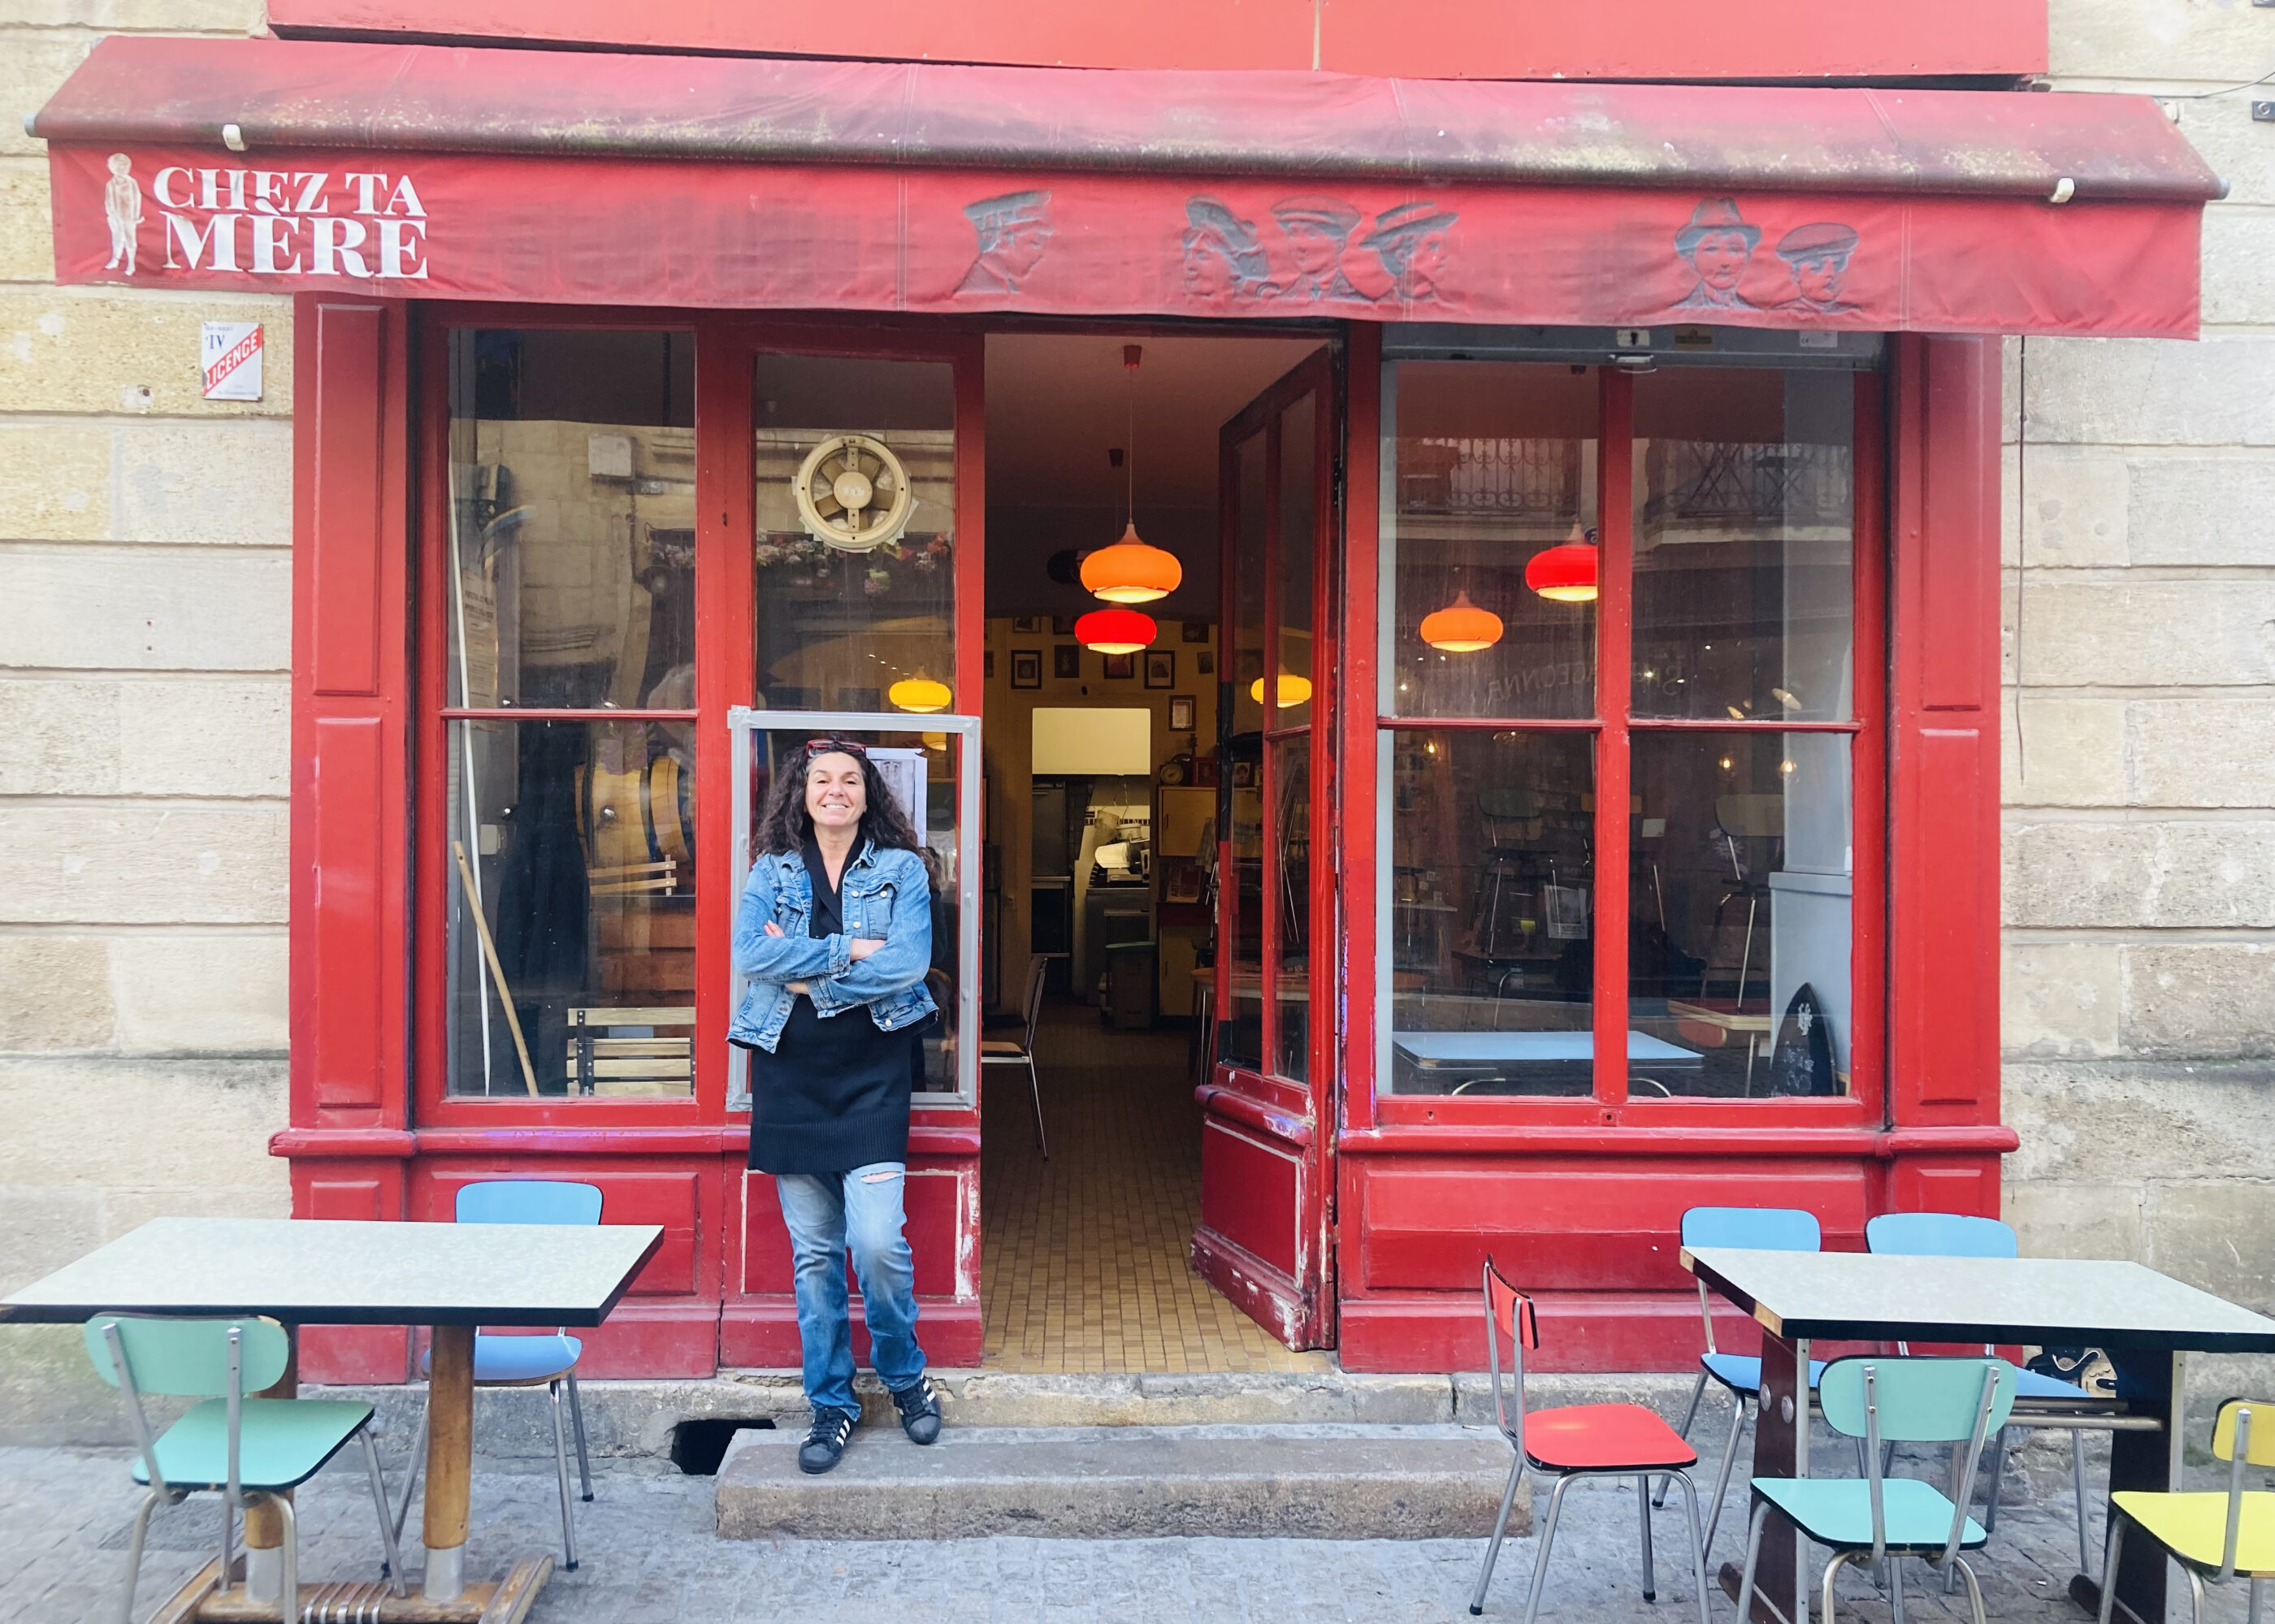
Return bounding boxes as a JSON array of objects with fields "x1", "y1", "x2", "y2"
[
  {"x1": 1684, "y1": 1245, "x2": 2275, "y2": 1353},
  {"x1": 0, "y1": 1216, "x2": 665, "y2": 1328},
  {"x1": 1392, "y1": 1030, "x2": 1702, "y2": 1065}
]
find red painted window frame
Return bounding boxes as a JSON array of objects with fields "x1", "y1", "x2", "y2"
[
  {"x1": 1344, "y1": 359, "x2": 1891, "y2": 1135},
  {"x1": 408, "y1": 303, "x2": 986, "y2": 1131}
]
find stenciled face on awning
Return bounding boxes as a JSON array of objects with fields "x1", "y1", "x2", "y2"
[{"x1": 41, "y1": 147, "x2": 2202, "y2": 339}]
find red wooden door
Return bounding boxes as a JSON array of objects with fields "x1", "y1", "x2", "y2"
[{"x1": 1192, "y1": 350, "x2": 1340, "y2": 1349}]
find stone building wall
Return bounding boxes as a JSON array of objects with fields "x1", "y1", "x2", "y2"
[
  {"x1": 2001, "y1": 4, "x2": 2275, "y2": 1324},
  {"x1": 0, "y1": 1, "x2": 290, "y2": 1439}
]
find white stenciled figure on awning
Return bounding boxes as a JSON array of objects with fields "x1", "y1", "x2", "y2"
[{"x1": 102, "y1": 153, "x2": 141, "y2": 275}]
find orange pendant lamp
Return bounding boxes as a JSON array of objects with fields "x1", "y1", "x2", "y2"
[
  {"x1": 1076, "y1": 607, "x2": 1157, "y2": 655},
  {"x1": 1419, "y1": 590, "x2": 1503, "y2": 653},
  {"x1": 1525, "y1": 522, "x2": 1600, "y2": 604},
  {"x1": 888, "y1": 673, "x2": 952, "y2": 714},
  {"x1": 1250, "y1": 670, "x2": 1315, "y2": 708},
  {"x1": 1079, "y1": 345, "x2": 1184, "y2": 605}
]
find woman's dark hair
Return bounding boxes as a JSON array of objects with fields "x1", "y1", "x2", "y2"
[{"x1": 754, "y1": 736, "x2": 936, "y2": 885}]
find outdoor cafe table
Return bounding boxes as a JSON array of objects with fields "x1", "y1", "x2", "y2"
[
  {"x1": 1682, "y1": 1245, "x2": 2275, "y2": 1624},
  {"x1": 1, "y1": 1215, "x2": 663, "y2": 1622}
]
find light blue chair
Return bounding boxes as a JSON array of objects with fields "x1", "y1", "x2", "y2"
[
  {"x1": 1737, "y1": 1355, "x2": 2017, "y2": 1624},
  {"x1": 1867, "y1": 1210, "x2": 2112, "y2": 1575},
  {"x1": 1656, "y1": 1205, "x2": 1827, "y2": 1561},
  {"x1": 394, "y1": 1180, "x2": 600, "y2": 1571},
  {"x1": 86, "y1": 1312, "x2": 405, "y2": 1623}
]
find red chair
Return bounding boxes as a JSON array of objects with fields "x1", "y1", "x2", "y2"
[{"x1": 1471, "y1": 1258, "x2": 1714, "y2": 1622}]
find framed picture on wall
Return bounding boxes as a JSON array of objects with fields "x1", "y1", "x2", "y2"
[
  {"x1": 1145, "y1": 650, "x2": 1175, "y2": 689},
  {"x1": 1012, "y1": 616, "x2": 1043, "y2": 634},
  {"x1": 1103, "y1": 652, "x2": 1136, "y2": 680},
  {"x1": 1181, "y1": 621, "x2": 1211, "y2": 643},
  {"x1": 1053, "y1": 644, "x2": 1081, "y2": 679},
  {"x1": 1051, "y1": 613, "x2": 1076, "y2": 636},
  {"x1": 984, "y1": 651, "x2": 995, "y2": 678},
  {"x1": 1196, "y1": 651, "x2": 1214, "y2": 676},
  {"x1": 1011, "y1": 649, "x2": 1042, "y2": 689},
  {"x1": 1168, "y1": 694, "x2": 1196, "y2": 731}
]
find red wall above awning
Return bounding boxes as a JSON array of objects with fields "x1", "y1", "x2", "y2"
[{"x1": 33, "y1": 37, "x2": 2217, "y2": 338}]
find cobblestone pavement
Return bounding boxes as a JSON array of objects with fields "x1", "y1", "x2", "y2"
[{"x1": 1, "y1": 1441, "x2": 2255, "y2": 1623}]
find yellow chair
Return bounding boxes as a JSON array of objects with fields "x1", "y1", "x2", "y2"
[{"x1": 2097, "y1": 1398, "x2": 2275, "y2": 1624}]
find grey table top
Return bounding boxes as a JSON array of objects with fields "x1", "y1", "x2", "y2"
[
  {"x1": 0, "y1": 1217, "x2": 665, "y2": 1328},
  {"x1": 1684, "y1": 1245, "x2": 2275, "y2": 1353},
  {"x1": 1393, "y1": 1030, "x2": 1702, "y2": 1065}
]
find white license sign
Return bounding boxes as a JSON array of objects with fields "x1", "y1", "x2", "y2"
[{"x1": 201, "y1": 319, "x2": 262, "y2": 401}]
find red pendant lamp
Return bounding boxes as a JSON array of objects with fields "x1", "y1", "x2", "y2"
[
  {"x1": 1076, "y1": 607, "x2": 1157, "y2": 655},
  {"x1": 1419, "y1": 590, "x2": 1503, "y2": 653},
  {"x1": 1079, "y1": 345, "x2": 1184, "y2": 604},
  {"x1": 1526, "y1": 522, "x2": 1599, "y2": 604}
]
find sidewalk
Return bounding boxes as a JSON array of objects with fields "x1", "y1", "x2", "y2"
[{"x1": 5, "y1": 1440, "x2": 2248, "y2": 1623}]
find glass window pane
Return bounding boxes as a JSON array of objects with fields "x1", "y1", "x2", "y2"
[
  {"x1": 1632, "y1": 369, "x2": 1854, "y2": 722},
  {"x1": 1627, "y1": 731, "x2": 1852, "y2": 1100},
  {"x1": 1218, "y1": 747, "x2": 1264, "y2": 1073},
  {"x1": 741, "y1": 729, "x2": 968, "y2": 1098},
  {"x1": 1380, "y1": 728, "x2": 1595, "y2": 1097},
  {"x1": 447, "y1": 719, "x2": 695, "y2": 1098},
  {"x1": 752, "y1": 356, "x2": 956, "y2": 713},
  {"x1": 1384, "y1": 362, "x2": 1597, "y2": 720},
  {"x1": 1230, "y1": 428, "x2": 1268, "y2": 737},
  {"x1": 447, "y1": 329, "x2": 697, "y2": 710},
  {"x1": 1273, "y1": 393, "x2": 1316, "y2": 729},
  {"x1": 1271, "y1": 734, "x2": 1311, "y2": 1083}
]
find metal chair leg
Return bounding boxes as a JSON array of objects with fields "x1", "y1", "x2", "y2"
[
  {"x1": 549, "y1": 1378, "x2": 580, "y2": 1572},
  {"x1": 262, "y1": 1492, "x2": 297, "y2": 1624},
  {"x1": 1668, "y1": 1470, "x2": 1714, "y2": 1624},
  {"x1": 392, "y1": 1400, "x2": 427, "y2": 1546},
  {"x1": 1822, "y1": 1548, "x2": 1860, "y2": 1624},
  {"x1": 2247, "y1": 1575, "x2": 2263, "y2": 1624},
  {"x1": 2095, "y1": 1512, "x2": 2126, "y2": 1624},
  {"x1": 1518, "y1": 1473, "x2": 1575, "y2": 1624},
  {"x1": 1982, "y1": 1424, "x2": 2009, "y2": 1535},
  {"x1": 1636, "y1": 1475, "x2": 1658, "y2": 1602},
  {"x1": 2071, "y1": 1428, "x2": 2091, "y2": 1578},
  {"x1": 1952, "y1": 1557, "x2": 1988, "y2": 1624},
  {"x1": 1701, "y1": 1392, "x2": 1748, "y2": 1561},
  {"x1": 1736, "y1": 1498, "x2": 1772, "y2": 1624},
  {"x1": 566, "y1": 1369, "x2": 593, "y2": 1501},
  {"x1": 115, "y1": 1488, "x2": 162, "y2": 1624},
  {"x1": 2185, "y1": 1567, "x2": 2208, "y2": 1624},
  {"x1": 1026, "y1": 1058, "x2": 1049, "y2": 1159},
  {"x1": 1889, "y1": 1549, "x2": 1907, "y2": 1624},
  {"x1": 358, "y1": 1427, "x2": 410, "y2": 1598},
  {"x1": 1468, "y1": 1456, "x2": 1528, "y2": 1616},
  {"x1": 1655, "y1": 1370, "x2": 1710, "y2": 1507}
]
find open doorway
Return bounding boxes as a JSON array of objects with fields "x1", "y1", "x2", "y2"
[{"x1": 977, "y1": 331, "x2": 1328, "y2": 1373}]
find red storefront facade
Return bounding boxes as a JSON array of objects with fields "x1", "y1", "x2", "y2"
[{"x1": 31, "y1": 4, "x2": 2216, "y2": 1381}]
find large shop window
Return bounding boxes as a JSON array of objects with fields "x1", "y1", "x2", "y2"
[
  {"x1": 1376, "y1": 354, "x2": 1876, "y2": 1108},
  {"x1": 442, "y1": 327, "x2": 698, "y2": 1098}
]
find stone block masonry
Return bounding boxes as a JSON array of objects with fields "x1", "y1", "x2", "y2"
[{"x1": 0, "y1": 0, "x2": 291, "y2": 1442}]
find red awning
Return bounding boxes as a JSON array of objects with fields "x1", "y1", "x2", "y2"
[{"x1": 33, "y1": 37, "x2": 2219, "y2": 337}]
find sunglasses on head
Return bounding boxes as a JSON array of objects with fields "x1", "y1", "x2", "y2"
[{"x1": 804, "y1": 738, "x2": 869, "y2": 759}]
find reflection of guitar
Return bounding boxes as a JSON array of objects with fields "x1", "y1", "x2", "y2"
[{"x1": 576, "y1": 751, "x2": 692, "y2": 892}]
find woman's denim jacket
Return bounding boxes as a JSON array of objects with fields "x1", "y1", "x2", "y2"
[{"x1": 729, "y1": 839, "x2": 937, "y2": 1054}]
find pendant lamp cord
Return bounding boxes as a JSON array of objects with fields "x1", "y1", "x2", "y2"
[{"x1": 1124, "y1": 349, "x2": 1138, "y2": 527}]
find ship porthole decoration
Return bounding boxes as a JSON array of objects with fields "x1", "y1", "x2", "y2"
[{"x1": 794, "y1": 434, "x2": 914, "y2": 553}]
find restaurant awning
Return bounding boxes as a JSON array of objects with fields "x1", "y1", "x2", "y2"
[{"x1": 33, "y1": 37, "x2": 2220, "y2": 337}]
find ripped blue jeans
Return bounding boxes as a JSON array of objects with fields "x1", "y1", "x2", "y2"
[{"x1": 774, "y1": 1162, "x2": 927, "y2": 1416}]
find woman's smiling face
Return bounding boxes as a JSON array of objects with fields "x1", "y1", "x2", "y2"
[{"x1": 804, "y1": 751, "x2": 868, "y2": 834}]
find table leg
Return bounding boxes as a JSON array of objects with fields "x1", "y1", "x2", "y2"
[
  {"x1": 240, "y1": 1323, "x2": 297, "y2": 1604},
  {"x1": 1722, "y1": 1333, "x2": 1808, "y2": 1624},
  {"x1": 423, "y1": 1324, "x2": 475, "y2": 1603},
  {"x1": 2069, "y1": 1350, "x2": 2182, "y2": 1624}
]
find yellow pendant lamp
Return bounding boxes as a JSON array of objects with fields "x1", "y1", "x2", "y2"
[
  {"x1": 1419, "y1": 590, "x2": 1504, "y2": 652},
  {"x1": 1250, "y1": 670, "x2": 1315, "y2": 708},
  {"x1": 889, "y1": 673, "x2": 952, "y2": 713},
  {"x1": 1081, "y1": 344, "x2": 1184, "y2": 605}
]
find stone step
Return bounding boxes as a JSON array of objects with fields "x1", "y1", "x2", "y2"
[{"x1": 713, "y1": 1422, "x2": 1531, "y2": 1541}]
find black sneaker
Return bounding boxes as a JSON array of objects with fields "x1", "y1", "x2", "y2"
[
  {"x1": 891, "y1": 1375, "x2": 942, "y2": 1445},
  {"x1": 797, "y1": 1405, "x2": 857, "y2": 1475}
]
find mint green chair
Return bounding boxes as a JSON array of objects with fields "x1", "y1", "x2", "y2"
[
  {"x1": 1736, "y1": 1356, "x2": 2017, "y2": 1624},
  {"x1": 84, "y1": 1312, "x2": 405, "y2": 1624}
]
